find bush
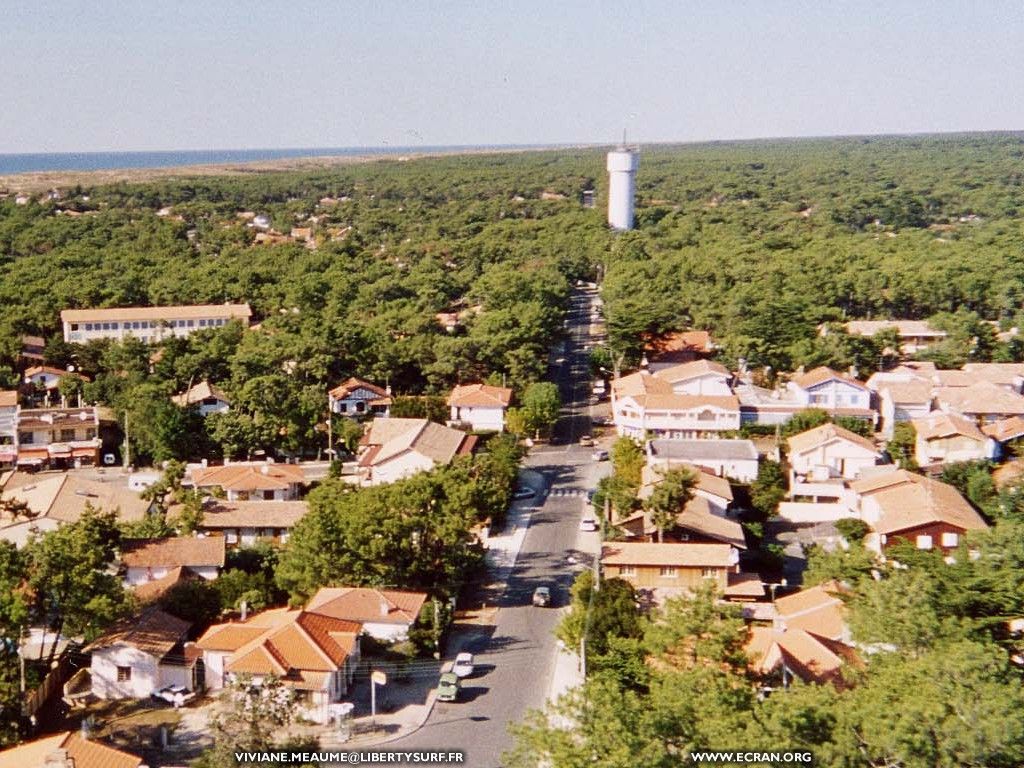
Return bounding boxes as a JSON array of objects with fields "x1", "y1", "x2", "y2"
[{"x1": 835, "y1": 517, "x2": 870, "y2": 542}]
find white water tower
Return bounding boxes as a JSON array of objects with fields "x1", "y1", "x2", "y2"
[{"x1": 606, "y1": 141, "x2": 639, "y2": 230}]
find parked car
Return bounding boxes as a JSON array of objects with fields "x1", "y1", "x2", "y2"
[
  {"x1": 453, "y1": 652, "x2": 475, "y2": 678},
  {"x1": 532, "y1": 586, "x2": 552, "y2": 607},
  {"x1": 579, "y1": 517, "x2": 599, "y2": 532},
  {"x1": 512, "y1": 487, "x2": 536, "y2": 500},
  {"x1": 592, "y1": 450, "x2": 609, "y2": 461},
  {"x1": 578, "y1": 435, "x2": 595, "y2": 447},
  {"x1": 151, "y1": 685, "x2": 195, "y2": 706},
  {"x1": 437, "y1": 672, "x2": 461, "y2": 702}
]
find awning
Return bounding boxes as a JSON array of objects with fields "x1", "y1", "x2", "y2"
[
  {"x1": 48, "y1": 443, "x2": 72, "y2": 457},
  {"x1": 17, "y1": 448, "x2": 49, "y2": 464},
  {"x1": 71, "y1": 447, "x2": 97, "y2": 458}
]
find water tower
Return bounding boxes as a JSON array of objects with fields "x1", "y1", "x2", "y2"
[{"x1": 606, "y1": 138, "x2": 639, "y2": 230}]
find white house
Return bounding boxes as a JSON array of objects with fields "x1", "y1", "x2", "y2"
[
  {"x1": 874, "y1": 381, "x2": 934, "y2": 438},
  {"x1": 0, "y1": 390, "x2": 17, "y2": 469},
  {"x1": 786, "y1": 423, "x2": 883, "y2": 501},
  {"x1": 187, "y1": 462, "x2": 306, "y2": 501},
  {"x1": 85, "y1": 608, "x2": 197, "y2": 699},
  {"x1": 653, "y1": 360, "x2": 733, "y2": 395},
  {"x1": 171, "y1": 381, "x2": 231, "y2": 416},
  {"x1": 121, "y1": 537, "x2": 226, "y2": 587},
  {"x1": 933, "y1": 382, "x2": 1024, "y2": 425},
  {"x1": 612, "y1": 369, "x2": 742, "y2": 439},
  {"x1": 911, "y1": 412, "x2": 993, "y2": 467},
  {"x1": 787, "y1": 367, "x2": 873, "y2": 418},
  {"x1": 304, "y1": 587, "x2": 428, "y2": 642},
  {"x1": 23, "y1": 366, "x2": 84, "y2": 393},
  {"x1": 328, "y1": 377, "x2": 392, "y2": 418},
  {"x1": 646, "y1": 438, "x2": 759, "y2": 483},
  {"x1": 61, "y1": 303, "x2": 252, "y2": 344},
  {"x1": 358, "y1": 418, "x2": 475, "y2": 485},
  {"x1": 842, "y1": 319, "x2": 948, "y2": 355},
  {"x1": 447, "y1": 383, "x2": 513, "y2": 432}
]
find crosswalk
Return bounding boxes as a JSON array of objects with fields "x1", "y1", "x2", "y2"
[{"x1": 547, "y1": 488, "x2": 590, "y2": 498}]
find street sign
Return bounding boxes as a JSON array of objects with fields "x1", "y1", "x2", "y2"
[{"x1": 371, "y1": 669, "x2": 388, "y2": 686}]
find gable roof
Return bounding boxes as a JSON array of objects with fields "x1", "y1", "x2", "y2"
[
  {"x1": 982, "y1": 415, "x2": 1024, "y2": 442},
  {"x1": 791, "y1": 366, "x2": 868, "y2": 391},
  {"x1": 844, "y1": 319, "x2": 946, "y2": 339},
  {"x1": 611, "y1": 370, "x2": 674, "y2": 399},
  {"x1": 84, "y1": 607, "x2": 190, "y2": 659},
  {"x1": 359, "y1": 418, "x2": 470, "y2": 467},
  {"x1": 0, "y1": 391, "x2": 16, "y2": 408},
  {"x1": 912, "y1": 412, "x2": 986, "y2": 442},
  {"x1": 305, "y1": 587, "x2": 428, "y2": 626},
  {"x1": 328, "y1": 377, "x2": 390, "y2": 401},
  {"x1": 195, "y1": 500, "x2": 308, "y2": 529},
  {"x1": 171, "y1": 380, "x2": 230, "y2": 407},
  {"x1": 190, "y1": 462, "x2": 306, "y2": 492},
  {"x1": 786, "y1": 423, "x2": 878, "y2": 455},
  {"x1": 121, "y1": 536, "x2": 226, "y2": 569},
  {"x1": 0, "y1": 732, "x2": 142, "y2": 768},
  {"x1": 447, "y1": 383, "x2": 512, "y2": 408},
  {"x1": 850, "y1": 469, "x2": 988, "y2": 535},
  {"x1": 649, "y1": 439, "x2": 758, "y2": 462},
  {"x1": 654, "y1": 359, "x2": 731, "y2": 384},
  {"x1": 645, "y1": 329, "x2": 715, "y2": 356},
  {"x1": 672, "y1": 496, "x2": 746, "y2": 549},
  {"x1": 638, "y1": 463, "x2": 734, "y2": 503},
  {"x1": 774, "y1": 581, "x2": 848, "y2": 640},
  {"x1": 601, "y1": 542, "x2": 737, "y2": 568},
  {"x1": 132, "y1": 565, "x2": 195, "y2": 603},
  {"x1": 746, "y1": 626, "x2": 860, "y2": 686},
  {"x1": 934, "y1": 382, "x2": 1024, "y2": 416},
  {"x1": 1, "y1": 473, "x2": 150, "y2": 526},
  {"x1": 877, "y1": 381, "x2": 934, "y2": 405}
]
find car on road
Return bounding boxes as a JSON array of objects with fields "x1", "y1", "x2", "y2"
[
  {"x1": 532, "y1": 586, "x2": 552, "y2": 607},
  {"x1": 579, "y1": 517, "x2": 599, "y2": 532},
  {"x1": 578, "y1": 435, "x2": 594, "y2": 447},
  {"x1": 592, "y1": 449, "x2": 609, "y2": 461},
  {"x1": 437, "y1": 672, "x2": 461, "y2": 702},
  {"x1": 453, "y1": 652, "x2": 475, "y2": 678},
  {"x1": 512, "y1": 487, "x2": 536, "y2": 500}
]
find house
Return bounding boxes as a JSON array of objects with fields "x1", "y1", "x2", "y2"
[
  {"x1": 304, "y1": 587, "x2": 428, "y2": 642},
  {"x1": 600, "y1": 542, "x2": 742, "y2": 604},
  {"x1": 447, "y1": 383, "x2": 513, "y2": 432},
  {"x1": 612, "y1": 371, "x2": 741, "y2": 439},
  {"x1": 0, "y1": 731, "x2": 142, "y2": 768},
  {"x1": 171, "y1": 381, "x2": 231, "y2": 416},
  {"x1": 646, "y1": 438, "x2": 759, "y2": 483},
  {"x1": 644, "y1": 329, "x2": 717, "y2": 367},
  {"x1": 618, "y1": 494, "x2": 747, "y2": 550},
  {"x1": 194, "y1": 499, "x2": 308, "y2": 547},
  {"x1": 196, "y1": 608, "x2": 361, "y2": 723},
  {"x1": 0, "y1": 472, "x2": 152, "y2": 547},
  {"x1": 849, "y1": 470, "x2": 989, "y2": 554},
  {"x1": 959, "y1": 362, "x2": 1024, "y2": 393},
  {"x1": 60, "y1": 303, "x2": 252, "y2": 343},
  {"x1": 121, "y1": 537, "x2": 226, "y2": 589},
  {"x1": 328, "y1": 377, "x2": 391, "y2": 418},
  {"x1": 15, "y1": 406, "x2": 103, "y2": 468},
  {"x1": 23, "y1": 366, "x2": 86, "y2": 394},
  {"x1": 841, "y1": 319, "x2": 947, "y2": 354},
  {"x1": 0, "y1": 391, "x2": 16, "y2": 469},
  {"x1": 786, "y1": 423, "x2": 882, "y2": 501},
  {"x1": 85, "y1": 607, "x2": 197, "y2": 700},
  {"x1": 982, "y1": 416, "x2": 1024, "y2": 459},
  {"x1": 874, "y1": 381, "x2": 934, "y2": 438},
  {"x1": 19, "y1": 335, "x2": 46, "y2": 364},
  {"x1": 652, "y1": 360, "x2": 733, "y2": 395},
  {"x1": 638, "y1": 462, "x2": 733, "y2": 514},
  {"x1": 933, "y1": 382, "x2": 1024, "y2": 425},
  {"x1": 745, "y1": 627, "x2": 860, "y2": 688},
  {"x1": 786, "y1": 367, "x2": 873, "y2": 420},
  {"x1": 358, "y1": 418, "x2": 476, "y2": 485},
  {"x1": 773, "y1": 581, "x2": 849, "y2": 641},
  {"x1": 187, "y1": 462, "x2": 306, "y2": 501},
  {"x1": 911, "y1": 412, "x2": 992, "y2": 468}
]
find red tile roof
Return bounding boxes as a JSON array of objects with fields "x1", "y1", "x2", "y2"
[
  {"x1": 306, "y1": 587, "x2": 428, "y2": 626},
  {"x1": 448, "y1": 383, "x2": 513, "y2": 408},
  {"x1": 121, "y1": 536, "x2": 226, "y2": 569}
]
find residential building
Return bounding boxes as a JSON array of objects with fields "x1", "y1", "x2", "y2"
[
  {"x1": 19, "y1": 334, "x2": 46, "y2": 364},
  {"x1": 197, "y1": 608, "x2": 361, "y2": 723},
  {"x1": 773, "y1": 581, "x2": 849, "y2": 641},
  {"x1": 652, "y1": 360, "x2": 733, "y2": 395},
  {"x1": 0, "y1": 732, "x2": 142, "y2": 768},
  {"x1": 982, "y1": 416, "x2": 1024, "y2": 459},
  {"x1": 786, "y1": 367, "x2": 873, "y2": 416},
  {"x1": 447, "y1": 383, "x2": 513, "y2": 432},
  {"x1": 841, "y1": 319, "x2": 947, "y2": 354},
  {"x1": 328, "y1": 377, "x2": 392, "y2": 418},
  {"x1": 357, "y1": 418, "x2": 476, "y2": 485},
  {"x1": 194, "y1": 499, "x2": 308, "y2": 547},
  {"x1": 85, "y1": 607, "x2": 197, "y2": 700},
  {"x1": 187, "y1": 462, "x2": 306, "y2": 501},
  {"x1": 171, "y1": 380, "x2": 231, "y2": 416},
  {"x1": 960, "y1": 362, "x2": 1024, "y2": 393},
  {"x1": 612, "y1": 370, "x2": 742, "y2": 439},
  {"x1": 745, "y1": 627, "x2": 860, "y2": 688},
  {"x1": 617, "y1": 494, "x2": 747, "y2": 550},
  {"x1": 638, "y1": 462, "x2": 733, "y2": 514},
  {"x1": 849, "y1": 470, "x2": 988, "y2": 554},
  {"x1": 305, "y1": 587, "x2": 428, "y2": 642},
  {"x1": 786, "y1": 423, "x2": 882, "y2": 501},
  {"x1": 60, "y1": 303, "x2": 252, "y2": 343},
  {"x1": 646, "y1": 438, "x2": 759, "y2": 483},
  {"x1": 121, "y1": 536, "x2": 226, "y2": 588},
  {"x1": 23, "y1": 365, "x2": 86, "y2": 394},
  {"x1": 874, "y1": 381, "x2": 934, "y2": 438},
  {"x1": 15, "y1": 406, "x2": 102, "y2": 468},
  {"x1": 912, "y1": 412, "x2": 992, "y2": 467},
  {"x1": 0, "y1": 391, "x2": 16, "y2": 469},
  {"x1": 644, "y1": 329, "x2": 717, "y2": 368},
  {"x1": 933, "y1": 381, "x2": 1024, "y2": 425},
  {"x1": 600, "y1": 542, "x2": 741, "y2": 604}
]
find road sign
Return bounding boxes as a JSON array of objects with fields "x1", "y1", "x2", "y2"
[{"x1": 371, "y1": 669, "x2": 388, "y2": 686}]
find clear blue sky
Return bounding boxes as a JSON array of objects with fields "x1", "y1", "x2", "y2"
[{"x1": 3, "y1": 0, "x2": 1023, "y2": 153}]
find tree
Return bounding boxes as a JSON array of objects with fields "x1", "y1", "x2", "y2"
[
  {"x1": 520, "y1": 381, "x2": 561, "y2": 438},
  {"x1": 557, "y1": 572, "x2": 642, "y2": 662},
  {"x1": 801, "y1": 542, "x2": 877, "y2": 587},
  {"x1": 642, "y1": 466, "x2": 696, "y2": 542},
  {"x1": 889, "y1": 422, "x2": 919, "y2": 470},
  {"x1": 750, "y1": 459, "x2": 786, "y2": 518},
  {"x1": 158, "y1": 578, "x2": 222, "y2": 625},
  {"x1": 195, "y1": 675, "x2": 297, "y2": 768},
  {"x1": 609, "y1": 437, "x2": 644, "y2": 488},
  {"x1": 835, "y1": 517, "x2": 870, "y2": 543}
]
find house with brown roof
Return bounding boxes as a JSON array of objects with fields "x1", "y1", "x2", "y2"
[
  {"x1": 849, "y1": 469, "x2": 989, "y2": 554},
  {"x1": 787, "y1": 423, "x2": 883, "y2": 502},
  {"x1": 644, "y1": 329, "x2": 717, "y2": 367},
  {"x1": 358, "y1": 418, "x2": 476, "y2": 486},
  {"x1": 638, "y1": 462, "x2": 734, "y2": 514},
  {"x1": 171, "y1": 380, "x2": 230, "y2": 416},
  {"x1": 0, "y1": 731, "x2": 142, "y2": 768},
  {"x1": 447, "y1": 383, "x2": 513, "y2": 432},
  {"x1": 121, "y1": 536, "x2": 226, "y2": 590},
  {"x1": 193, "y1": 499, "x2": 308, "y2": 547},
  {"x1": 786, "y1": 367, "x2": 873, "y2": 418},
  {"x1": 773, "y1": 581, "x2": 849, "y2": 641},
  {"x1": 23, "y1": 365, "x2": 88, "y2": 395},
  {"x1": 617, "y1": 494, "x2": 748, "y2": 551},
  {"x1": 982, "y1": 416, "x2": 1024, "y2": 459},
  {"x1": 600, "y1": 542, "x2": 746, "y2": 605},
  {"x1": 197, "y1": 608, "x2": 361, "y2": 723},
  {"x1": 934, "y1": 381, "x2": 1024, "y2": 425},
  {"x1": 328, "y1": 377, "x2": 391, "y2": 418},
  {"x1": 61, "y1": 303, "x2": 252, "y2": 344},
  {"x1": 912, "y1": 412, "x2": 993, "y2": 468},
  {"x1": 612, "y1": 371, "x2": 741, "y2": 440},
  {"x1": 652, "y1": 360, "x2": 733, "y2": 396},
  {"x1": 305, "y1": 587, "x2": 428, "y2": 642},
  {"x1": 841, "y1": 319, "x2": 947, "y2": 355},
  {"x1": 16, "y1": 406, "x2": 103, "y2": 469},
  {"x1": 85, "y1": 607, "x2": 196, "y2": 700},
  {"x1": 187, "y1": 462, "x2": 306, "y2": 501}
]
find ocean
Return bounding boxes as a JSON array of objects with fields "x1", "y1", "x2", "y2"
[{"x1": 0, "y1": 145, "x2": 547, "y2": 175}]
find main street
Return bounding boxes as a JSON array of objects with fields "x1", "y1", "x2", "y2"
[{"x1": 389, "y1": 286, "x2": 607, "y2": 766}]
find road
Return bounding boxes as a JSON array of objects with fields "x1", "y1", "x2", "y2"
[{"x1": 389, "y1": 286, "x2": 607, "y2": 766}]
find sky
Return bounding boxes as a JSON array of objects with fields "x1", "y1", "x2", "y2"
[{"x1": 2, "y1": 0, "x2": 1024, "y2": 153}]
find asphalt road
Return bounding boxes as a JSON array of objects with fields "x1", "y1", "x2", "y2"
[{"x1": 389, "y1": 287, "x2": 605, "y2": 767}]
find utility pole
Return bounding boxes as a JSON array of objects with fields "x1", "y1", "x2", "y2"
[{"x1": 122, "y1": 409, "x2": 130, "y2": 470}]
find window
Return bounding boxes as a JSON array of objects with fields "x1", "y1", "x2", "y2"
[
  {"x1": 132, "y1": 321, "x2": 141, "y2": 329},
  {"x1": 338, "y1": 402, "x2": 348, "y2": 413},
  {"x1": 356, "y1": 401, "x2": 366, "y2": 413},
  {"x1": 916, "y1": 534, "x2": 933, "y2": 550},
  {"x1": 187, "y1": 320, "x2": 195, "y2": 327},
  {"x1": 70, "y1": 323, "x2": 79, "y2": 331},
  {"x1": 85, "y1": 428, "x2": 96, "y2": 440},
  {"x1": 659, "y1": 566, "x2": 678, "y2": 578},
  {"x1": 941, "y1": 532, "x2": 959, "y2": 547},
  {"x1": 697, "y1": 409, "x2": 715, "y2": 422},
  {"x1": 18, "y1": 432, "x2": 33, "y2": 445},
  {"x1": 116, "y1": 666, "x2": 132, "y2": 682},
  {"x1": 620, "y1": 565, "x2": 636, "y2": 576},
  {"x1": 701, "y1": 567, "x2": 718, "y2": 579},
  {"x1": 60, "y1": 429, "x2": 76, "y2": 442},
  {"x1": 199, "y1": 319, "x2": 207, "y2": 327},
  {"x1": 84, "y1": 323, "x2": 92, "y2": 331}
]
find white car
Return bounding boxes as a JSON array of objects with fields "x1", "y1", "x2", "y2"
[
  {"x1": 453, "y1": 652, "x2": 475, "y2": 678},
  {"x1": 152, "y1": 685, "x2": 195, "y2": 706},
  {"x1": 580, "y1": 517, "x2": 599, "y2": 532},
  {"x1": 592, "y1": 450, "x2": 609, "y2": 462}
]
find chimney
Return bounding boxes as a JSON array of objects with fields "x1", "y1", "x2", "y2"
[
  {"x1": 261, "y1": 465, "x2": 269, "y2": 475},
  {"x1": 240, "y1": 600, "x2": 248, "y2": 621},
  {"x1": 848, "y1": 365, "x2": 859, "y2": 380},
  {"x1": 380, "y1": 600, "x2": 390, "y2": 617}
]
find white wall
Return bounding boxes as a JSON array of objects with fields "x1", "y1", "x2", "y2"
[
  {"x1": 125, "y1": 565, "x2": 219, "y2": 586},
  {"x1": 363, "y1": 622, "x2": 412, "y2": 642},
  {"x1": 368, "y1": 451, "x2": 436, "y2": 485},
  {"x1": 450, "y1": 405, "x2": 505, "y2": 432},
  {"x1": 777, "y1": 501, "x2": 852, "y2": 523},
  {"x1": 203, "y1": 650, "x2": 230, "y2": 690},
  {"x1": 91, "y1": 645, "x2": 159, "y2": 699},
  {"x1": 666, "y1": 374, "x2": 733, "y2": 396}
]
